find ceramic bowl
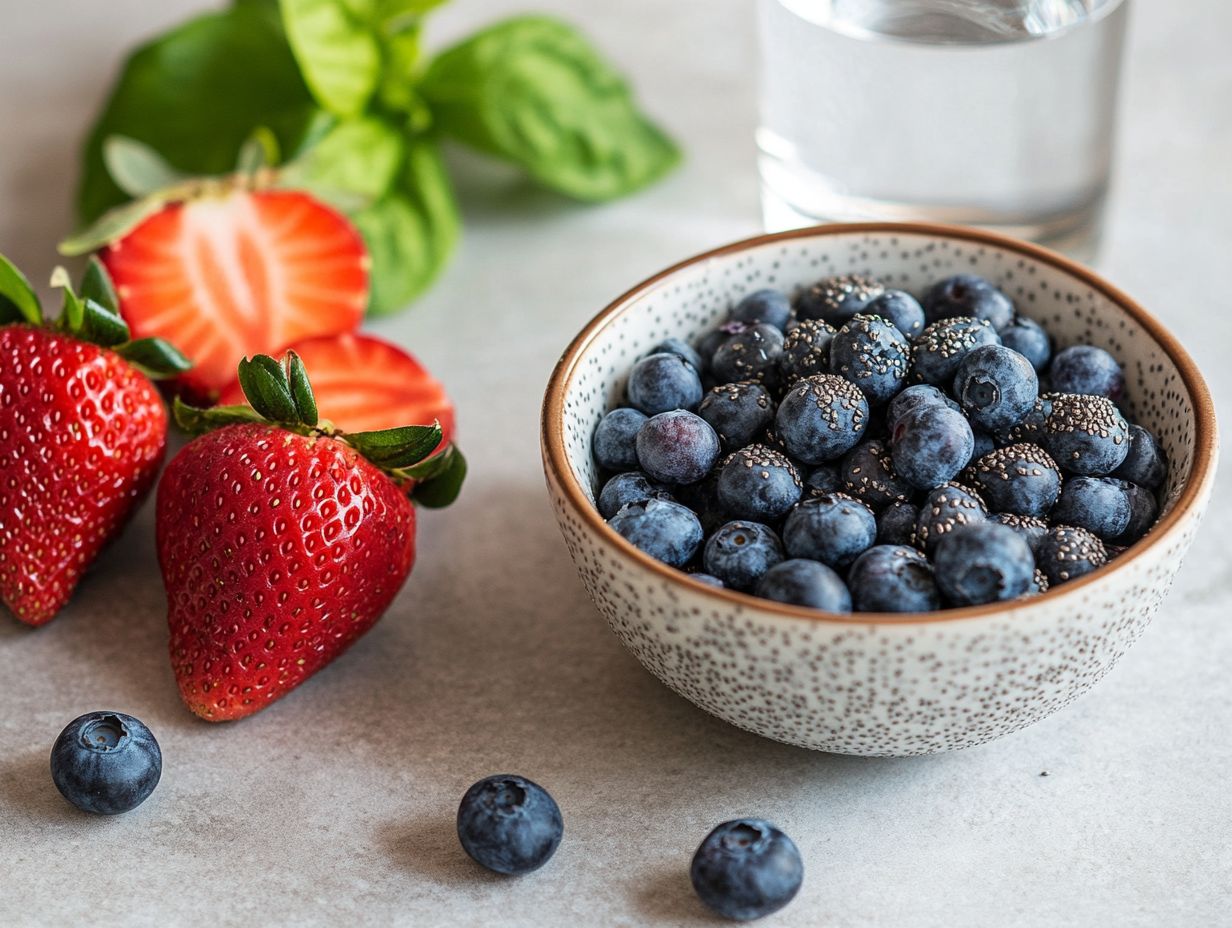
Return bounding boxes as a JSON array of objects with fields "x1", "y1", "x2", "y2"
[{"x1": 541, "y1": 223, "x2": 1218, "y2": 756}]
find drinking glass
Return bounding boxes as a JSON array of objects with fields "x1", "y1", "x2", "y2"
[{"x1": 756, "y1": 0, "x2": 1129, "y2": 259}]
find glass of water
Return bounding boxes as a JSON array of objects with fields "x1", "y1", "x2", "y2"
[{"x1": 757, "y1": 0, "x2": 1129, "y2": 259}]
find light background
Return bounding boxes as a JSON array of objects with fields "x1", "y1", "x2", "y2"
[{"x1": 0, "y1": 1, "x2": 1229, "y2": 926}]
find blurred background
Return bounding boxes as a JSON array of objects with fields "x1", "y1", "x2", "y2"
[{"x1": 1, "y1": 2, "x2": 1229, "y2": 926}]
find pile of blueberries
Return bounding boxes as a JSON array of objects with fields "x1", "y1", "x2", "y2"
[{"x1": 593, "y1": 273, "x2": 1168, "y2": 611}]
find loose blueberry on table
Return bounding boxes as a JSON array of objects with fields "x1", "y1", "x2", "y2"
[
  {"x1": 50, "y1": 711, "x2": 162, "y2": 815},
  {"x1": 690, "y1": 819, "x2": 804, "y2": 920},
  {"x1": 457, "y1": 774, "x2": 564, "y2": 875},
  {"x1": 591, "y1": 272, "x2": 1168, "y2": 612}
]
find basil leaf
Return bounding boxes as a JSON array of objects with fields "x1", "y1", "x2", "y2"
[
  {"x1": 77, "y1": 4, "x2": 321, "y2": 224},
  {"x1": 279, "y1": 0, "x2": 381, "y2": 117},
  {"x1": 0, "y1": 254, "x2": 42, "y2": 325},
  {"x1": 420, "y1": 16, "x2": 680, "y2": 201},
  {"x1": 285, "y1": 116, "x2": 405, "y2": 203},
  {"x1": 353, "y1": 137, "x2": 459, "y2": 316}
]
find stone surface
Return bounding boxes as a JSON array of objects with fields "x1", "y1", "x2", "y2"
[{"x1": 0, "y1": 1, "x2": 1229, "y2": 926}]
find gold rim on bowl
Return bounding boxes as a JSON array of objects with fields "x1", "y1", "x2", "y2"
[{"x1": 541, "y1": 222, "x2": 1218, "y2": 625}]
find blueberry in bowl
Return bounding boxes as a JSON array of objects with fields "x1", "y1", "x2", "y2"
[{"x1": 545, "y1": 223, "x2": 1217, "y2": 756}]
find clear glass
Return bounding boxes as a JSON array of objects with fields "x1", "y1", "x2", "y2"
[{"x1": 756, "y1": 0, "x2": 1129, "y2": 259}]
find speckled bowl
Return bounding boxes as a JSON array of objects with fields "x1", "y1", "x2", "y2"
[{"x1": 541, "y1": 223, "x2": 1218, "y2": 756}]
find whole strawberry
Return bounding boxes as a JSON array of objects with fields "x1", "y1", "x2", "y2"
[
  {"x1": 0, "y1": 255, "x2": 189, "y2": 625},
  {"x1": 158, "y1": 352, "x2": 465, "y2": 721}
]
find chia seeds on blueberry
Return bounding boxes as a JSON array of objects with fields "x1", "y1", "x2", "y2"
[
  {"x1": 793, "y1": 273, "x2": 885, "y2": 327},
  {"x1": 1040, "y1": 393, "x2": 1130, "y2": 475},
  {"x1": 778, "y1": 318, "x2": 837, "y2": 385},
  {"x1": 911, "y1": 316, "x2": 1001, "y2": 387},
  {"x1": 840, "y1": 439, "x2": 911, "y2": 510},
  {"x1": 775, "y1": 373, "x2": 869, "y2": 465},
  {"x1": 1037, "y1": 524, "x2": 1108, "y2": 586},
  {"x1": 988, "y1": 512, "x2": 1050, "y2": 554},
  {"x1": 715, "y1": 444, "x2": 803, "y2": 523},
  {"x1": 711, "y1": 323, "x2": 785, "y2": 387},
  {"x1": 963, "y1": 443, "x2": 1061, "y2": 517},
  {"x1": 830, "y1": 314, "x2": 912, "y2": 405},
  {"x1": 698, "y1": 381, "x2": 775, "y2": 450},
  {"x1": 915, "y1": 483, "x2": 988, "y2": 556}
]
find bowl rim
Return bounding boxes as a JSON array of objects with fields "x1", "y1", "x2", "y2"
[{"x1": 540, "y1": 221, "x2": 1219, "y2": 625}]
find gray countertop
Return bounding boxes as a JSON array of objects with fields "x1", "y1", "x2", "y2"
[{"x1": 1, "y1": 2, "x2": 1229, "y2": 925}]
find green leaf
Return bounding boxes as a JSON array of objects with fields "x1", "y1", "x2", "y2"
[
  {"x1": 279, "y1": 0, "x2": 381, "y2": 117},
  {"x1": 80, "y1": 257, "x2": 119, "y2": 314},
  {"x1": 174, "y1": 397, "x2": 268, "y2": 436},
  {"x1": 61, "y1": 195, "x2": 170, "y2": 256},
  {"x1": 0, "y1": 254, "x2": 42, "y2": 325},
  {"x1": 420, "y1": 15, "x2": 680, "y2": 202},
  {"x1": 354, "y1": 137, "x2": 459, "y2": 316},
  {"x1": 238, "y1": 354, "x2": 299, "y2": 422},
  {"x1": 115, "y1": 338, "x2": 193, "y2": 379},
  {"x1": 285, "y1": 350, "x2": 319, "y2": 426},
  {"x1": 78, "y1": 298, "x2": 131, "y2": 348},
  {"x1": 51, "y1": 267, "x2": 85, "y2": 331},
  {"x1": 284, "y1": 115, "x2": 405, "y2": 204},
  {"x1": 347, "y1": 423, "x2": 441, "y2": 468},
  {"x1": 103, "y1": 136, "x2": 188, "y2": 198},
  {"x1": 77, "y1": 4, "x2": 322, "y2": 224},
  {"x1": 408, "y1": 445, "x2": 466, "y2": 508},
  {"x1": 236, "y1": 126, "x2": 282, "y2": 173}
]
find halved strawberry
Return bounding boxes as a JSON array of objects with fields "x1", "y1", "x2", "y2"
[
  {"x1": 219, "y1": 332, "x2": 455, "y2": 440},
  {"x1": 100, "y1": 190, "x2": 368, "y2": 397}
]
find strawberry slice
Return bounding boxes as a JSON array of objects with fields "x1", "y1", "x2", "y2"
[
  {"x1": 219, "y1": 332, "x2": 455, "y2": 440},
  {"x1": 102, "y1": 190, "x2": 368, "y2": 397}
]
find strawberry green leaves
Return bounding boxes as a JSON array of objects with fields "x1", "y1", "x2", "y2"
[
  {"x1": 0, "y1": 252, "x2": 190, "y2": 378},
  {"x1": 420, "y1": 16, "x2": 680, "y2": 201},
  {"x1": 184, "y1": 349, "x2": 465, "y2": 507},
  {"x1": 0, "y1": 254, "x2": 42, "y2": 325}
]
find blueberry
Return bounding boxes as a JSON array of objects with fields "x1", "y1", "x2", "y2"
[
  {"x1": 697, "y1": 328, "x2": 733, "y2": 369},
  {"x1": 608, "y1": 498, "x2": 703, "y2": 567},
  {"x1": 731, "y1": 289, "x2": 792, "y2": 331},
  {"x1": 890, "y1": 404, "x2": 974, "y2": 490},
  {"x1": 933, "y1": 522, "x2": 1034, "y2": 605},
  {"x1": 636, "y1": 410, "x2": 721, "y2": 485},
  {"x1": 794, "y1": 274, "x2": 884, "y2": 327},
  {"x1": 648, "y1": 337, "x2": 705, "y2": 373},
  {"x1": 952, "y1": 344, "x2": 1039, "y2": 432},
  {"x1": 1050, "y1": 345, "x2": 1124, "y2": 400},
  {"x1": 627, "y1": 352, "x2": 704, "y2": 415},
  {"x1": 50, "y1": 712, "x2": 161, "y2": 815},
  {"x1": 840, "y1": 440, "x2": 911, "y2": 511},
  {"x1": 1111, "y1": 481, "x2": 1159, "y2": 545},
  {"x1": 910, "y1": 317, "x2": 1001, "y2": 386},
  {"x1": 752, "y1": 558, "x2": 851, "y2": 613},
  {"x1": 1050, "y1": 476, "x2": 1132, "y2": 541},
  {"x1": 914, "y1": 483, "x2": 987, "y2": 556},
  {"x1": 593, "y1": 408, "x2": 648, "y2": 471},
  {"x1": 847, "y1": 545, "x2": 940, "y2": 612},
  {"x1": 598, "y1": 471, "x2": 672, "y2": 519},
  {"x1": 777, "y1": 319, "x2": 836, "y2": 386},
  {"x1": 799, "y1": 464, "x2": 841, "y2": 498},
  {"x1": 972, "y1": 429, "x2": 997, "y2": 458},
  {"x1": 1112, "y1": 424, "x2": 1167, "y2": 490},
  {"x1": 698, "y1": 382, "x2": 775, "y2": 450},
  {"x1": 716, "y1": 445, "x2": 803, "y2": 523},
  {"x1": 996, "y1": 316, "x2": 1052, "y2": 372},
  {"x1": 691, "y1": 819, "x2": 804, "y2": 921},
  {"x1": 876, "y1": 500, "x2": 919, "y2": 546},
  {"x1": 674, "y1": 472, "x2": 732, "y2": 536},
  {"x1": 712, "y1": 324, "x2": 784, "y2": 387},
  {"x1": 457, "y1": 774, "x2": 563, "y2": 875},
  {"x1": 704, "y1": 521, "x2": 786, "y2": 591},
  {"x1": 1040, "y1": 393, "x2": 1130, "y2": 475},
  {"x1": 782, "y1": 493, "x2": 876, "y2": 568},
  {"x1": 922, "y1": 274, "x2": 1014, "y2": 329},
  {"x1": 862, "y1": 289, "x2": 926, "y2": 338},
  {"x1": 1000, "y1": 392, "x2": 1057, "y2": 446},
  {"x1": 774, "y1": 374, "x2": 869, "y2": 465},
  {"x1": 963, "y1": 443, "x2": 1061, "y2": 517},
  {"x1": 829, "y1": 314, "x2": 911, "y2": 405},
  {"x1": 988, "y1": 512, "x2": 1049, "y2": 554},
  {"x1": 886, "y1": 384, "x2": 960, "y2": 430},
  {"x1": 1037, "y1": 525, "x2": 1107, "y2": 587}
]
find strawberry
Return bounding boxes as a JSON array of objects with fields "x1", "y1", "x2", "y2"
[
  {"x1": 0, "y1": 254, "x2": 190, "y2": 625},
  {"x1": 158, "y1": 351, "x2": 465, "y2": 721},
  {"x1": 218, "y1": 332, "x2": 455, "y2": 440},
  {"x1": 61, "y1": 141, "x2": 369, "y2": 400}
]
